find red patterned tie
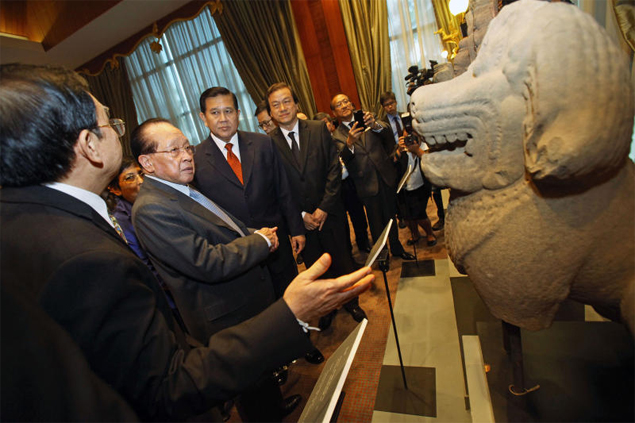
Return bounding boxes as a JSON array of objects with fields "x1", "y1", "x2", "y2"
[{"x1": 225, "y1": 143, "x2": 243, "y2": 184}]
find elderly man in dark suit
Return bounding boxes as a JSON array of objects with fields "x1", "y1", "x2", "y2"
[
  {"x1": 266, "y1": 82, "x2": 367, "y2": 328},
  {"x1": 131, "y1": 118, "x2": 306, "y2": 421},
  {"x1": 0, "y1": 64, "x2": 372, "y2": 422},
  {"x1": 331, "y1": 93, "x2": 414, "y2": 260}
]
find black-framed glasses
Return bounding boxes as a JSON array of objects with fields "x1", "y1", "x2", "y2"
[
  {"x1": 151, "y1": 145, "x2": 196, "y2": 157},
  {"x1": 98, "y1": 118, "x2": 126, "y2": 137},
  {"x1": 258, "y1": 119, "x2": 274, "y2": 129}
]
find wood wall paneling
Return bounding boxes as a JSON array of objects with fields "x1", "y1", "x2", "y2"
[{"x1": 290, "y1": 0, "x2": 360, "y2": 116}]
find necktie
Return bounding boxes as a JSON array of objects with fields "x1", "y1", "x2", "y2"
[
  {"x1": 109, "y1": 214, "x2": 128, "y2": 243},
  {"x1": 394, "y1": 116, "x2": 403, "y2": 137},
  {"x1": 289, "y1": 131, "x2": 301, "y2": 165},
  {"x1": 225, "y1": 143, "x2": 243, "y2": 184},
  {"x1": 189, "y1": 188, "x2": 246, "y2": 237}
]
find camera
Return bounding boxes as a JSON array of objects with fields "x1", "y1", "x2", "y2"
[
  {"x1": 404, "y1": 60, "x2": 438, "y2": 96},
  {"x1": 400, "y1": 112, "x2": 415, "y2": 146}
]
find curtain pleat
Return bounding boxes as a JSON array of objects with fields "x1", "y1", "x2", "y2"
[
  {"x1": 213, "y1": 0, "x2": 317, "y2": 117},
  {"x1": 338, "y1": 0, "x2": 391, "y2": 116}
]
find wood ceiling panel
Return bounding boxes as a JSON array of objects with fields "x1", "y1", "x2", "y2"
[{"x1": 0, "y1": 0, "x2": 120, "y2": 50}]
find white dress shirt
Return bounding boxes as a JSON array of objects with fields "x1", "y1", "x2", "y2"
[{"x1": 45, "y1": 182, "x2": 113, "y2": 228}]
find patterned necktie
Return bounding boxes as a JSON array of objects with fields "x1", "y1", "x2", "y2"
[
  {"x1": 288, "y1": 131, "x2": 301, "y2": 165},
  {"x1": 109, "y1": 214, "x2": 128, "y2": 243},
  {"x1": 189, "y1": 188, "x2": 246, "y2": 237},
  {"x1": 225, "y1": 143, "x2": 243, "y2": 184},
  {"x1": 394, "y1": 116, "x2": 403, "y2": 137}
]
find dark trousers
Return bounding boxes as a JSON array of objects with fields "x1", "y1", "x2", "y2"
[
  {"x1": 264, "y1": 225, "x2": 299, "y2": 299},
  {"x1": 302, "y1": 212, "x2": 359, "y2": 310},
  {"x1": 362, "y1": 179, "x2": 405, "y2": 256},
  {"x1": 341, "y1": 177, "x2": 370, "y2": 251},
  {"x1": 236, "y1": 375, "x2": 284, "y2": 422}
]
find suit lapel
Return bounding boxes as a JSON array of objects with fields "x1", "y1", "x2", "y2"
[
  {"x1": 297, "y1": 120, "x2": 310, "y2": 173},
  {"x1": 271, "y1": 128, "x2": 301, "y2": 173},
  {"x1": 237, "y1": 132, "x2": 254, "y2": 187},
  {"x1": 6, "y1": 186, "x2": 129, "y2": 248},
  {"x1": 202, "y1": 137, "x2": 243, "y2": 188},
  {"x1": 145, "y1": 177, "x2": 245, "y2": 237}
]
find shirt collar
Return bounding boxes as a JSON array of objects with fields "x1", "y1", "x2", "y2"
[
  {"x1": 44, "y1": 182, "x2": 112, "y2": 227},
  {"x1": 210, "y1": 132, "x2": 239, "y2": 152},
  {"x1": 145, "y1": 175, "x2": 191, "y2": 196},
  {"x1": 280, "y1": 120, "x2": 300, "y2": 139}
]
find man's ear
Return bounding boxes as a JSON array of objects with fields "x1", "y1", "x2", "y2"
[
  {"x1": 199, "y1": 111, "x2": 209, "y2": 128},
  {"x1": 138, "y1": 154, "x2": 154, "y2": 174},
  {"x1": 74, "y1": 129, "x2": 103, "y2": 164}
]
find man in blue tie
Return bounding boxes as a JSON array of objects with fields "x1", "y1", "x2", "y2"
[
  {"x1": 380, "y1": 91, "x2": 404, "y2": 145},
  {"x1": 130, "y1": 118, "x2": 300, "y2": 421}
]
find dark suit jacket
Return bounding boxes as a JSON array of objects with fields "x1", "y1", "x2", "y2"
[
  {"x1": 192, "y1": 131, "x2": 304, "y2": 236},
  {"x1": 269, "y1": 119, "x2": 343, "y2": 216},
  {"x1": 0, "y1": 185, "x2": 311, "y2": 421},
  {"x1": 333, "y1": 122, "x2": 398, "y2": 198},
  {"x1": 133, "y1": 176, "x2": 276, "y2": 343}
]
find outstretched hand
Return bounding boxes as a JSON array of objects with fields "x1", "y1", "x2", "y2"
[{"x1": 283, "y1": 253, "x2": 374, "y2": 322}]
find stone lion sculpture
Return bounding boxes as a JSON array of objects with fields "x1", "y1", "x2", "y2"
[{"x1": 410, "y1": 0, "x2": 635, "y2": 335}]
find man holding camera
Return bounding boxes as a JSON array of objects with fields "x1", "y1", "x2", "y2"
[{"x1": 331, "y1": 94, "x2": 414, "y2": 260}]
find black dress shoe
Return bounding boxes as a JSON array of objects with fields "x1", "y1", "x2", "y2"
[
  {"x1": 273, "y1": 366, "x2": 288, "y2": 385},
  {"x1": 318, "y1": 311, "x2": 335, "y2": 330},
  {"x1": 432, "y1": 219, "x2": 445, "y2": 231},
  {"x1": 280, "y1": 394, "x2": 302, "y2": 418},
  {"x1": 296, "y1": 254, "x2": 304, "y2": 265},
  {"x1": 427, "y1": 238, "x2": 437, "y2": 247},
  {"x1": 346, "y1": 306, "x2": 367, "y2": 323},
  {"x1": 305, "y1": 348, "x2": 324, "y2": 364},
  {"x1": 394, "y1": 251, "x2": 416, "y2": 260}
]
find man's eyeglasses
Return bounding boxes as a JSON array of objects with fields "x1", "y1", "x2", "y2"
[
  {"x1": 151, "y1": 145, "x2": 196, "y2": 157},
  {"x1": 98, "y1": 118, "x2": 126, "y2": 137},
  {"x1": 258, "y1": 119, "x2": 274, "y2": 129},
  {"x1": 333, "y1": 99, "x2": 351, "y2": 109}
]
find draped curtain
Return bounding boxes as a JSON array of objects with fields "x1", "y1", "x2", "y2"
[
  {"x1": 338, "y1": 0, "x2": 391, "y2": 117},
  {"x1": 386, "y1": 0, "x2": 445, "y2": 112},
  {"x1": 84, "y1": 60, "x2": 138, "y2": 155},
  {"x1": 125, "y1": 6, "x2": 258, "y2": 144},
  {"x1": 213, "y1": 0, "x2": 317, "y2": 117}
]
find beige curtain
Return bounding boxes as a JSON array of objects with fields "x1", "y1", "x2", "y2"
[
  {"x1": 84, "y1": 59, "x2": 138, "y2": 156},
  {"x1": 213, "y1": 0, "x2": 317, "y2": 117},
  {"x1": 338, "y1": 0, "x2": 391, "y2": 116}
]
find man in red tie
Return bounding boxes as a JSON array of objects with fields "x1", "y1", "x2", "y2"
[{"x1": 193, "y1": 87, "x2": 306, "y2": 306}]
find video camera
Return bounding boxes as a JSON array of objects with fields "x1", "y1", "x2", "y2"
[{"x1": 404, "y1": 60, "x2": 438, "y2": 96}]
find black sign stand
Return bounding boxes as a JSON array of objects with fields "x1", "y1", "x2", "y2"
[{"x1": 377, "y1": 248, "x2": 408, "y2": 389}]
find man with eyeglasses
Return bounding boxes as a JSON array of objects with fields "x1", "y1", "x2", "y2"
[
  {"x1": 331, "y1": 93, "x2": 415, "y2": 261},
  {"x1": 1, "y1": 64, "x2": 372, "y2": 421},
  {"x1": 266, "y1": 82, "x2": 368, "y2": 330},
  {"x1": 132, "y1": 115, "x2": 304, "y2": 421},
  {"x1": 255, "y1": 100, "x2": 278, "y2": 135}
]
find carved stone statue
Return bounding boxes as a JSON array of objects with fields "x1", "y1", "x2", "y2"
[{"x1": 410, "y1": 0, "x2": 635, "y2": 335}]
